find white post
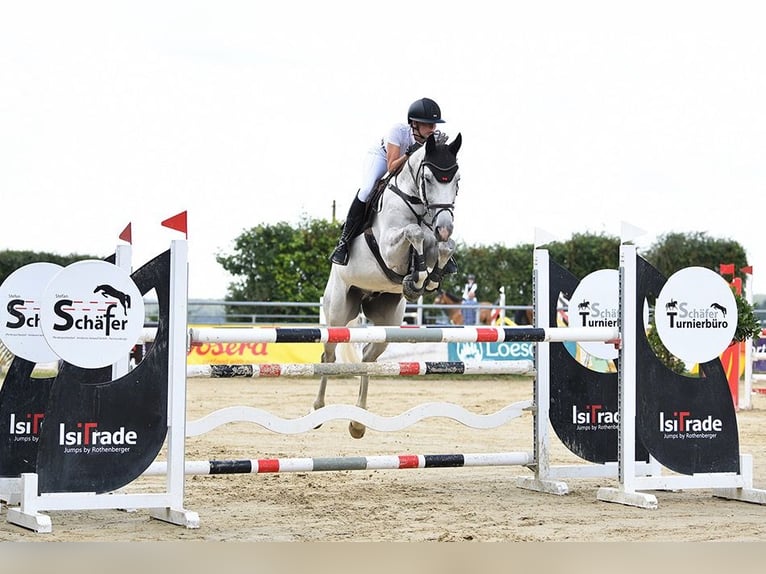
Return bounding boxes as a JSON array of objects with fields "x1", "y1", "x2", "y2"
[
  {"x1": 150, "y1": 239, "x2": 198, "y2": 527},
  {"x1": 112, "y1": 244, "x2": 132, "y2": 379},
  {"x1": 742, "y1": 271, "x2": 754, "y2": 410},
  {"x1": 515, "y1": 249, "x2": 567, "y2": 495},
  {"x1": 498, "y1": 287, "x2": 506, "y2": 324},
  {"x1": 617, "y1": 244, "x2": 638, "y2": 493},
  {"x1": 596, "y1": 242, "x2": 658, "y2": 508},
  {"x1": 533, "y1": 249, "x2": 551, "y2": 479}
]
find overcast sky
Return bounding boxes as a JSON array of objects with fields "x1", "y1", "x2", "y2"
[{"x1": 2, "y1": 1, "x2": 765, "y2": 298}]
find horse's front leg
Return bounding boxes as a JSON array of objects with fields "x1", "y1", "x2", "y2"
[
  {"x1": 425, "y1": 238, "x2": 456, "y2": 293},
  {"x1": 401, "y1": 224, "x2": 428, "y2": 301}
]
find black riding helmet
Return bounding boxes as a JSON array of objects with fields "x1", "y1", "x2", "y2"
[{"x1": 407, "y1": 97, "x2": 445, "y2": 124}]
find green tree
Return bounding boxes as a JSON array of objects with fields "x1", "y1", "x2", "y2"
[
  {"x1": 643, "y1": 231, "x2": 749, "y2": 284},
  {"x1": 0, "y1": 250, "x2": 104, "y2": 285},
  {"x1": 548, "y1": 233, "x2": 621, "y2": 279},
  {"x1": 217, "y1": 220, "x2": 758, "y2": 338},
  {"x1": 439, "y1": 242, "x2": 535, "y2": 305},
  {"x1": 435, "y1": 232, "x2": 620, "y2": 308},
  {"x1": 642, "y1": 232, "x2": 758, "y2": 342},
  {"x1": 216, "y1": 217, "x2": 338, "y2": 321}
]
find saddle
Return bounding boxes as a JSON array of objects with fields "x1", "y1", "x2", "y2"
[
  {"x1": 359, "y1": 174, "x2": 411, "y2": 284},
  {"x1": 361, "y1": 174, "x2": 391, "y2": 230}
]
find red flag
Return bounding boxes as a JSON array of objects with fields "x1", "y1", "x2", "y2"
[
  {"x1": 741, "y1": 265, "x2": 753, "y2": 275},
  {"x1": 118, "y1": 222, "x2": 132, "y2": 244},
  {"x1": 719, "y1": 263, "x2": 735, "y2": 275},
  {"x1": 161, "y1": 211, "x2": 188, "y2": 238}
]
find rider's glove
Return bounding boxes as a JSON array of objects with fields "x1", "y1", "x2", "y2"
[
  {"x1": 405, "y1": 143, "x2": 422, "y2": 156},
  {"x1": 433, "y1": 130, "x2": 449, "y2": 145}
]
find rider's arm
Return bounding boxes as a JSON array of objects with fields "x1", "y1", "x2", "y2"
[{"x1": 386, "y1": 142, "x2": 408, "y2": 173}]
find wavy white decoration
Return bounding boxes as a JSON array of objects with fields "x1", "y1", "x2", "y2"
[{"x1": 186, "y1": 399, "x2": 533, "y2": 436}]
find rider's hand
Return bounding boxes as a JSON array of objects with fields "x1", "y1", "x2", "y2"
[
  {"x1": 433, "y1": 130, "x2": 449, "y2": 145},
  {"x1": 405, "y1": 143, "x2": 422, "y2": 156}
]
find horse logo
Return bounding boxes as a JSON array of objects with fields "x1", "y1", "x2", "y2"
[
  {"x1": 710, "y1": 302, "x2": 727, "y2": 317},
  {"x1": 577, "y1": 301, "x2": 590, "y2": 311},
  {"x1": 665, "y1": 299, "x2": 678, "y2": 311},
  {"x1": 94, "y1": 284, "x2": 132, "y2": 315}
]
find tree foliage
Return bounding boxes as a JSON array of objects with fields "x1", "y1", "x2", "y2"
[
  {"x1": 215, "y1": 217, "x2": 338, "y2": 320},
  {"x1": 438, "y1": 242, "x2": 535, "y2": 305},
  {"x1": 0, "y1": 250, "x2": 104, "y2": 286},
  {"x1": 217, "y1": 223, "x2": 755, "y2": 314},
  {"x1": 643, "y1": 231, "x2": 749, "y2": 283},
  {"x1": 436, "y1": 232, "x2": 620, "y2": 307}
]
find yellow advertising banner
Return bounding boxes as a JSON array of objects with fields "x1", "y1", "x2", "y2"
[{"x1": 186, "y1": 326, "x2": 323, "y2": 365}]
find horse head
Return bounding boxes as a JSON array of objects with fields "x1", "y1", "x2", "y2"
[{"x1": 420, "y1": 132, "x2": 462, "y2": 242}]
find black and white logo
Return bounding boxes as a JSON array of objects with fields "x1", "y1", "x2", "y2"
[
  {"x1": 569, "y1": 269, "x2": 620, "y2": 360},
  {"x1": 0, "y1": 262, "x2": 63, "y2": 364},
  {"x1": 655, "y1": 266, "x2": 737, "y2": 364},
  {"x1": 40, "y1": 260, "x2": 144, "y2": 368}
]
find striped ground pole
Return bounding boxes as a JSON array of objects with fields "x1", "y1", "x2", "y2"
[
  {"x1": 143, "y1": 452, "x2": 533, "y2": 476},
  {"x1": 184, "y1": 325, "x2": 619, "y2": 346},
  {"x1": 187, "y1": 360, "x2": 535, "y2": 379}
]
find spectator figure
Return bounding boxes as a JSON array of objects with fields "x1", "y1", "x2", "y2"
[{"x1": 462, "y1": 273, "x2": 479, "y2": 325}]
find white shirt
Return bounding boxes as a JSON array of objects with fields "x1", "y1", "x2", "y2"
[
  {"x1": 359, "y1": 123, "x2": 416, "y2": 201},
  {"x1": 462, "y1": 280, "x2": 477, "y2": 301},
  {"x1": 384, "y1": 123, "x2": 416, "y2": 154}
]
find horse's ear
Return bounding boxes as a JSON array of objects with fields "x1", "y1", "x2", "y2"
[
  {"x1": 425, "y1": 133, "x2": 437, "y2": 154},
  {"x1": 448, "y1": 132, "x2": 462, "y2": 156}
]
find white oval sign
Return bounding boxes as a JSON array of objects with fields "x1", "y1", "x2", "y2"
[
  {"x1": 654, "y1": 266, "x2": 737, "y2": 365},
  {"x1": 40, "y1": 260, "x2": 144, "y2": 369},
  {"x1": 568, "y1": 269, "x2": 620, "y2": 360},
  {"x1": 0, "y1": 262, "x2": 63, "y2": 364}
]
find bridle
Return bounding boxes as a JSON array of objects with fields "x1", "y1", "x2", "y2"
[{"x1": 386, "y1": 152, "x2": 458, "y2": 232}]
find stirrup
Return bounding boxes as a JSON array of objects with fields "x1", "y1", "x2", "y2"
[{"x1": 330, "y1": 243, "x2": 349, "y2": 266}]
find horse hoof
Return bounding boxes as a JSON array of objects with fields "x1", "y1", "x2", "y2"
[
  {"x1": 403, "y1": 281, "x2": 422, "y2": 302},
  {"x1": 311, "y1": 406, "x2": 323, "y2": 430},
  {"x1": 349, "y1": 422, "x2": 366, "y2": 439},
  {"x1": 404, "y1": 291, "x2": 420, "y2": 303}
]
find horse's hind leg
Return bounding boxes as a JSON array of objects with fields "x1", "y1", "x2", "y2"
[
  {"x1": 348, "y1": 341, "x2": 388, "y2": 439},
  {"x1": 315, "y1": 269, "x2": 362, "y2": 423},
  {"x1": 314, "y1": 343, "x2": 336, "y2": 413},
  {"x1": 349, "y1": 294, "x2": 404, "y2": 438},
  {"x1": 349, "y1": 373, "x2": 369, "y2": 439}
]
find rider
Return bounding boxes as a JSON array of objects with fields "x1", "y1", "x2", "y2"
[{"x1": 329, "y1": 97, "x2": 456, "y2": 274}]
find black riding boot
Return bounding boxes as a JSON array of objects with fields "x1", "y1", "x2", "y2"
[
  {"x1": 444, "y1": 257, "x2": 458, "y2": 274},
  {"x1": 330, "y1": 196, "x2": 367, "y2": 265}
]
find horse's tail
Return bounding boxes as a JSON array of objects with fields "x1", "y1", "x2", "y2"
[{"x1": 337, "y1": 316, "x2": 363, "y2": 363}]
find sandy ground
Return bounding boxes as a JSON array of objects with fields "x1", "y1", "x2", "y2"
[{"x1": 2, "y1": 373, "x2": 766, "y2": 543}]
